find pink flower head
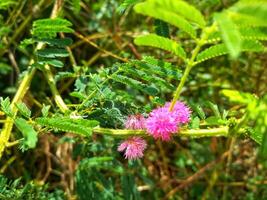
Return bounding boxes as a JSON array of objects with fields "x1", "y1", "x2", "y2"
[
  {"x1": 164, "y1": 101, "x2": 191, "y2": 124},
  {"x1": 145, "y1": 101, "x2": 191, "y2": 141},
  {"x1": 118, "y1": 137, "x2": 147, "y2": 160},
  {"x1": 145, "y1": 107, "x2": 178, "y2": 141},
  {"x1": 124, "y1": 114, "x2": 146, "y2": 130}
]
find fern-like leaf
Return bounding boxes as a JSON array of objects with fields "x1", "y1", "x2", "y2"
[
  {"x1": 196, "y1": 40, "x2": 264, "y2": 63},
  {"x1": 15, "y1": 118, "x2": 38, "y2": 150},
  {"x1": 32, "y1": 18, "x2": 74, "y2": 39},
  {"x1": 37, "y1": 38, "x2": 73, "y2": 47},
  {"x1": 37, "y1": 48, "x2": 69, "y2": 58},
  {"x1": 134, "y1": 2, "x2": 196, "y2": 38},
  {"x1": 214, "y1": 12, "x2": 242, "y2": 58},
  {"x1": 146, "y1": 0, "x2": 206, "y2": 27},
  {"x1": 134, "y1": 34, "x2": 186, "y2": 60},
  {"x1": 139, "y1": 56, "x2": 181, "y2": 80},
  {"x1": 111, "y1": 74, "x2": 159, "y2": 96},
  {"x1": 36, "y1": 117, "x2": 99, "y2": 136}
]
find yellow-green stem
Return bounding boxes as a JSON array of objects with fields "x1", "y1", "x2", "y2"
[
  {"x1": 44, "y1": 64, "x2": 69, "y2": 113},
  {"x1": 93, "y1": 126, "x2": 229, "y2": 138},
  {"x1": 169, "y1": 24, "x2": 217, "y2": 111}
]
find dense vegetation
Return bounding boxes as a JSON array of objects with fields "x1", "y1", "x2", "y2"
[{"x1": 0, "y1": 0, "x2": 267, "y2": 199}]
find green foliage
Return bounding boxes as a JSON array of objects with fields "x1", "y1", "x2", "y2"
[
  {"x1": 135, "y1": 0, "x2": 206, "y2": 27},
  {"x1": 134, "y1": 1, "x2": 197, "y2": 38},
  {"x1": 15, "y1": 102, "x2": 31, "y2": 119},
  {"x1": 196, "y1": 40, "x2": 264, "y2": 63},
  {"x1": 108, "y1": 56, "x2": 182, "y2": 98},
  {"x1": 75, "y1": 157, "x2": 121, "y2": 200},
  {"x1": 0, "y1": 97, "x2": 13, "y2": 117},
  {"x1": 67, "y1": 0, "x2": 81, "y2": 14},
  {"x1": 32, "y1": 18, "x2": 74, "y2": 39},
  {"x1": 111, "y1": 74, "x2": 159, "y2": 96},
  {"x1": 29, "y1": 18, "x2": 74, "y2": 69},
  {"x1": 221, "y1": 89, "x2": 267, "y2": 145},
  {"x1": 117, "y1": 0, "x2": 140, "y2": 13},
  {"x1": 121, "y1": 174, "x2": 141, "y2": 200},
  {"x1": 14, "y1": 118, "x2": 38, "y2": 150},
  {"x1": 41, "y1": 105, "x2": 51, "y2": 117},
  {"x1": 1, "y1": 0, "x2": 267, "y2": 199},
  {"x1": 36, "y1": 117, "x2": 99, "y2": 137},
  {"x1": 0, "y1": 175, "x2": 65, "y2": 200},
  {"x1": 134, "y1": 34, "x2": 186, "y2": 60},
  {"x1": 37, "y1": 48, "x2": 69, "y2": 58},
  {"x1": 214, "y1": 12, "x2": 242, "y2": 58},
  {"x1": 0, "y1": 0, "x2": 16, "y2": 10}
]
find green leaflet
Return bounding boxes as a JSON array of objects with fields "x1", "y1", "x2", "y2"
[
  {"x1": 214, "y1": 12, "x2": 242, "y2": 59},
  {"x1": 231, "y1": 1, "x2": 267, "y2": 26},
  {"x1": 0, "y1": 0, "x2": 16, "y2": 10},
  {"x1": 123, "y1": 68, "x2": 174, "y2": 90},
  {"x1": 37, "y1": 38, "x2": 73, "y2": 47},
  {"x1": 240, "y1": 28, "x2": 267, "y2": 40},
  {"x1": 230, "y1": 12, "x2": 267, "y2": 28},
  {"x1": 134, "y1": 2, "x2": 196, "y2": 38},
  {"x1": 145, "y1": 0, "x2": 206, "y2": 27},
  {"x1": 15, "y1": 102, "x2": 31, "y2": 118},
  {"x1": 32, "y1": 18, "x2": 74, "y2": 39},
  {"x1": 111, "y1": 74, "x2": 159, "y2": 96},
  {"x1": 196, "y1": 40, "x2": 264, "y2": 63},
  {"x1": 37, "y1": 48, "x2": 69, "y2": 58},
  {"x1": 139, "y1": 56, "x2": 181, "y2": 80},
  {"x1": 220, "y1": 89, "x2": 257, "y2": 105},
  {"x1": 134, "y1": 34, "x2": 186, "y2": 60},
  {"x1": 207, "y1": 28, "x2": 267, "y2": 43},
  {"x1": 36, "y1": 117, "x2": 99, "y2": 137},
  {"x1": 15, "y1": 118, "x2": 38, "y2": 149},
  {"x1": 117, "y1": 0, "x2": 140, "y2": 13},
  {"x1": 0, "y1": 97, "x2": 13, "y2": 117}
]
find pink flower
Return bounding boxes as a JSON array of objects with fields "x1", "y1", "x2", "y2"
[
  {"x1": 124, "y1": 114, "x2": 146, "y2": 130},
  {"x1": 145, "y1": 107, "x2": 178, "y2": 141},
  {"x1": 118, "y1": 137, "x2": 147, "y2": 160},
  {"x1": 145, "y1": 101, "x2": 191, "y2": 141},
  {"x1": 164, "y1": 101, "x2": 191, "y2": 124}
]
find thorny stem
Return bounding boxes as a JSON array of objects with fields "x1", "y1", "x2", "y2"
[
  {"x1": 169, "y1": 24, "x2": 217, "y2": 111},
  {"x1": 0, "y1": 0, "x2": 66, "y2": 160}
]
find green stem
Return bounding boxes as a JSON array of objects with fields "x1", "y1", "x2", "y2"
[
  {"x1": 93, "y1": 126, "x2": 229, "y2": 138},
  {"x1": 169, "y1": 24, "x2": 217, "y2": 111},
  {"x1": 44, "y1": 64, "x2": 69, "y2": 113}
]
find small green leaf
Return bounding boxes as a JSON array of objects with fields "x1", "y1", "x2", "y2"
[
  {"x1": 134, "y1": 34, "x2": 186, "y2": 60},
  {"x1": 15, "y1": 102, "x2": 31, "y2": 118},
  {"x1": 38, "y1": 59, "x2": 64, "y2": 68},
  {"x1": 205, "y1": 116, "x2": 226, "y2": 126},
  {"x1": 214, "y1": 12, "x2": 242, "y2": 58},
  {"x1": 0, "y1": 97, "x2": 13, "y2": 117},
  {"x1": 221, "y1": 89, "x2": 257, "y2": 105},
  {"x1": 41, "y1": 105, "x2": 51, "y2": 117},
  {"x1": 37, "y1": 38, "x2": 73, "y2": 47},
  {"x1": 207, "y1": 102, "x2": 221, "y2": 119},
  {"x1": 37, "y1": 48, "x2": 69, "y2": 58},
  {"x1": 190, "y1": 117, "x2": 200, "y2": 129},
  {"x1": 15, "y1": 118, "x2": 38, "y2": 149}
]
